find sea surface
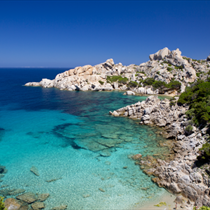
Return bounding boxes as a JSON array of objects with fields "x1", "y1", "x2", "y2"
[{"x1": 0, "y1": 68, "x2": 171, "y2": 209}]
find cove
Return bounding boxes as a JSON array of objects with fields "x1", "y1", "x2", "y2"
[{"x1": 0, "y1": 69, "x2": 171, "y2": 209}]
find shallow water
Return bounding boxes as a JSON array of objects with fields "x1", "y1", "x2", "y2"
[{"x1": 0, "y1": 69, "x2": 171, "y2": 209}]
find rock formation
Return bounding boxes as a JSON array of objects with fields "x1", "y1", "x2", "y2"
[
  {"x1": 110, "y1": 95, "x2": 210, "y2": 208},
  {"x1": 25, "y1": 48, "x2": 210, "y2": 97}
]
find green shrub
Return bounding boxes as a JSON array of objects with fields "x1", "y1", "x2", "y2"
[
  {"x1": 167, "y1": 80, "x2": 181, "y2": 90},
  {"x1": 185, "y1": 125, "x2": 193, "y2": 135},
  {"x1": 152, "y1": 81, "x2": 167, "y2": 90},
  {"x1": 196, "y1": 72, "x2": 201, "y2": 77},
  {"x1": 194, "y1": 206, "x2": 210, "y2": 210},
  {"x1": 127, "y1": 81, "x2": 138, "y2": 88},
  {"x1": 143, "y1": 78, "x2": 155, "y2": 86},
  {"x1": 178, "y1": 80, "x2": 210, "y2": 125},
  {"x1": 183, "y1": 56, "x2": 190, "y2": 61},
  {"x1": 175, "y1": 66, "x2": 183, "y2": 70},
  {"x1": 106, "y1": 76, "x2": 128, "y2": 84},
  {"x1": 199, "y1": 143, "x2": 210, "y2": 160},
  {"x1": 99, "y1": 80, "x2": 104, "y2": 85},
  {"x1": 0, "y1": 197, "x2": 6, "y2": 210},
  {"x1": 162, "y1": 61, "x2": 170, "y2": 65},
  {"x1": 118, "y1": 77, "x2": 129, "y2": 84},
  {"x1": 167, "y1": 67, "x2": 173, "y2": 72}
]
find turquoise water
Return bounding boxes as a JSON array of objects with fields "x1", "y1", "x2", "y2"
[{"x1": 0, "y1": 69, "x2": 170, "y2": 209}]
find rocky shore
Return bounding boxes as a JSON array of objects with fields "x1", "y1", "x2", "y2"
[
  {"x1": 110, "y1": 95, "x2": 210, "y2": 208},
  {"x1": 25, "y1": 47, "x2": 210, "y2": 97}
]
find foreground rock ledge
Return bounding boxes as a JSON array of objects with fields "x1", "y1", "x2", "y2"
[{"x1": 110, "y1": 95, "x2": 210, "y2": 208}]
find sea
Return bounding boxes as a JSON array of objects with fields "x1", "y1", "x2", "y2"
[{"x1": 0, "y1": 68, "x2": 172, "y2": 209}]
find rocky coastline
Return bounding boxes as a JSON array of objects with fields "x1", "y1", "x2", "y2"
[
  {"x1": 110, "y1": 95, "x2": 210, "y2": 209},
  {"x1": 23, "y1": 47, "x2": 210, "y2": 209}
]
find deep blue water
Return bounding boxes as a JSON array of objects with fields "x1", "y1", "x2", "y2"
[{"x1": 0, "y1": 68, "x2": 171, "y2": 209}]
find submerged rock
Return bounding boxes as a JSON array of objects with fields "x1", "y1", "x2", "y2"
[
  {"x1": 30, "y1": 166, "x2": 39, "y2": 176},
  {"x1": 51, "y1": 205, "x2": 67, "y2": 210},
  {"x1": 31, "y1": 202, "x2": 45, "y2": 210},
  {"x1": 16, "y1": 192, "x2": 37, "y2": 204},
  {"x1": 37, "y1": 193, "x2": 50, "y2": 202}
]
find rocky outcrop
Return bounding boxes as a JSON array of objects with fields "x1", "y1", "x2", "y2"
[
  {"x1": 25, "y1": 48, "x2": 210, "y2": 97},
  {"x1": 110, "y1": 95, "x2": 210, "y2": 207},
  {"x1": 149, "y1": 47, "x2": 170, "y2": 61}
]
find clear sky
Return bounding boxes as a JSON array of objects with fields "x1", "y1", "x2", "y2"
[{"x1": 0, "y1": 0, "x2": 210, "y2": 68}]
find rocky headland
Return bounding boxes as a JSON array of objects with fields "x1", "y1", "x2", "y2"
[{"x1": 25, "y1": 47, "x2": 210, "y2": 97}]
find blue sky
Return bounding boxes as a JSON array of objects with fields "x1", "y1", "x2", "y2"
[{"x1": 0, "y1": 0, "x2": 210, "y2": 67}]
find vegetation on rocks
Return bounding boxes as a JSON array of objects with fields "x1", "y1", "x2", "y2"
[
  {"x1": 194, "y1": 206, "x2": 210, "y2": 210},
  {"x1": 142, "y1": 79, "x2": 181, "y2": 91},
  {"x1": 106, "y1": 76, "x2": 129, "y2": 84},
  {"x1": 178, "y1": 80, "x2": 210, "y2": 125},
  {"x1": 99, "y1": 80, "x2": 104, "y2": 85},
  {"x1": 199, "y1": 143, "x2": 210, "y2": 160},
  {"x1": 0, "y1": 197, "x2": 6, "y2": 210},
  {"x1": 127, "y1": 81, "x2": 140, "y2": 88}
]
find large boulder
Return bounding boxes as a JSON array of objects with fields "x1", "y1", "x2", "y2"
[
  {"x1": 124, "y1": 91, "x2": 135, "y2": 95},
  {"x1": 207, "y1": 55, "x2": 210, "y2": 61},
  {"x1": 136, "y1": 87, "x2": 146, "y2": 94},
  {"x1": 149, "y1": 47, "x2": 170, "y2": 61}
]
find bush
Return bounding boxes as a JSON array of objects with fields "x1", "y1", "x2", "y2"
[
  {"x1": 127, "y1": 81, "x2": 139, "y2": 88},
  {"x1": 99, "y1": 80, "x2": 104, "y2": 85},
  {"x1": 143, "y1": 78, "x2": 155, "y2": 86},
  {"x1": 106, "y1": 76, "x2": 128, "y2": 84},
  {"x1": 167, "y1": 80, "x2": 181, "y2": 90},
  {"x1": 178, "y1": 80, "x2": 210, "y2": 125},
  {"x1": 167, "y1": 67, "x2": 173, "y2": 72},
  {"x1": 199, "y1": 143, "x2": 210, "y2": 160},
  {"x1": 118, "y1": 77, "x2": 129, "y2": 84},
  {"x1": 0, "y1": 197, "x2": 6, "y2": 210},
  {"x1": 175, "y1": 66, "x2": 183, "y2": 70},
  {"x1": 196, "y1": 72, "x2": 201, "y2": 77},
  {"x1": 185, "y1": 125, "x2": 193, "y2": 135},
  {"x1": 152, "y1": 81, "x2": 167, "y2": 90},
  {"x1": 183, "y1": 56, "x2": 190, "y2": 61},
  {"x1": 194, "y1": 206, "x2": 210, "y2": 210}
]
